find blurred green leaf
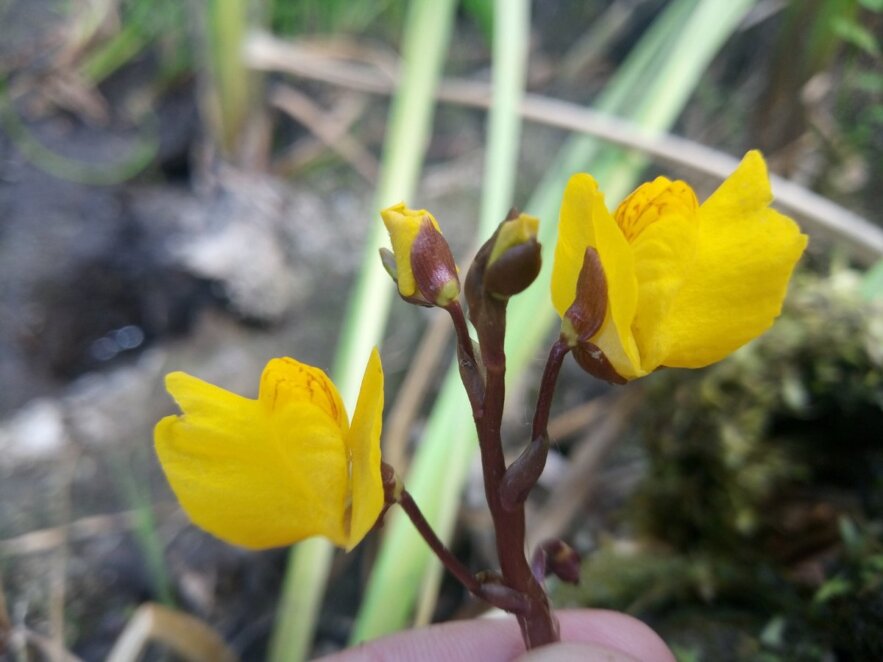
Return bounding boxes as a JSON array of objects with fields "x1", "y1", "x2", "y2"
[
  {"x1": 861, "y1": 259, "x2": 883, "y2": 300},
  {"x1": 833, "y1": 16, "x2": 881, "y2": 56},
  {"x1": 462, "y1": 0, "x2": 494, "y2": 42},
  {"x1": 814, "y1": 577, "x2": 854, "y2": 604}
]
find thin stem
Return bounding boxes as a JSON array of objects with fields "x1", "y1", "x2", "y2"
[
  {"x1": 468, "y1": 298, "x2": 559, "y2": 648},
  {"x1": 499, "y1": 339, "x2": 570, "y2": 516},
  {"x1": 532, "y1": 339, "x2": 570, "y2": 441},
  {"x1": 396, "y1": 485, "x2": 532, "y2": 614},
  {"x1": 446, "y1": 301, "x2": 485, "y2": 411},
  {"x1": 447, "y1": 301, "x2": 477, "y2": 367},
  {"x1": 398, "y1": 489, "x2": 480, "y2": 594}
]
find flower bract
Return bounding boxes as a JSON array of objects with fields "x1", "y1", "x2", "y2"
[
  {"x1": 551, "y1": 150, "x2": 808, "y2": 381},
  {"x1": 154, "y1": 349, "x2": 384, "y2": 550}
]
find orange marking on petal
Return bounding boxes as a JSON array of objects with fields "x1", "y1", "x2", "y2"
[{"x1": 614, "y1": 177, "x2": 698, "y2": 243}]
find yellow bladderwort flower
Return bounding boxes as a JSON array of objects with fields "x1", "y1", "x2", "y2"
[
  {"x1": 380, "y1": 202, "x2": 460, "y2": 307},
  {"x1": 551, "y1": 150, "x2": 808, "y2": 381},
  {"x1": 154, "y1": 349, "x2": 384, "y2": 551}
]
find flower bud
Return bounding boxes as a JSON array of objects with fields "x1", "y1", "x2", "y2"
[
  {"x1": 531, "y1": 539, "x2": 581, "y2": 585},
  {"x1": 381, "y1": 203, "x2": 460, "y2": 307},
  {"x1": 483, "y1": 211, "x2": 542, "y2": 299}
]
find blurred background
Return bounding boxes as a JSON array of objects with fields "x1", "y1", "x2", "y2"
[{"x1": 1, "y1": 0, "x2": 882, "y2": 660}]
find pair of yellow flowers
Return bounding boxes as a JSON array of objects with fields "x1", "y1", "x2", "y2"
[{"x1": 155, "y1": 152, "x2": 807, "y2": 550}]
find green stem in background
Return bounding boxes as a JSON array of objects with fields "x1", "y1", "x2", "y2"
[
  {"x1": 479, "y1": 0, "x2": 530, "y2": 233},
  {"x1": 268, "y1": 1, "x2": 457, "y2": 660},
  {"x1": 80, "y1": 21, "x2": 150, "y2": 84},
  {"x1": 205, "y1": 0, "x2": 249, "y2": 156},
  {"x1": 109, "y1": 449, "x2": 174, "y2": 607},
  {"x1": 79, "y1": 0, "x2": 162, "y2": 84},
  {"x1": 352, "y1": 0, "x2": 758, "y2": 643},
  {"x1": 203, "y1": 0, "x2": 270, "y2": 164}
]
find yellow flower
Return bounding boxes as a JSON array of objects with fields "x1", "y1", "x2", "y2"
[
  {"x1": 154, "y1": 349, "x2": 384, "y2": 551},
  {"x1": 551, "y1": 151, "x2": 808, "y2": 381},
  {"x1": 381, "y1": 202, "x2": 460, "y2": 306}
]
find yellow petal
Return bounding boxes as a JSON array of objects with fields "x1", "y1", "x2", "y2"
[
  {"x1": 259, "y1": 357, "x2": 348, "y2": 432},
  {"x1": 344, "y1": 347, "x2": 385, "y2": 550},
  {"x1": 614, "y1": 177, "x2": 698, "y2": 243},
  {"x1": 381, "y1": 202, "x2": 441, "y2": 298},
  {"x1": 155, "y1": 372, "x2": 350, "y2": 549},
  {"x1": 551, "y1": 174, "x2": 642, "y2": 378},
  {"x1": 614, "y1": 179, "x2": 701, "y2": 372},
  {"x1": 629, "y1": 214, "x2": 698, "y2": 372},
  {"x1": 658, "y1": 151, "x2": 808, "y2": 368}
]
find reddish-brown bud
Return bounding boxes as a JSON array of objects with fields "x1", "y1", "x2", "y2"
[
  {"x1": 531, "y1": 539, "x2": 581, "y2": 585},
  {"x1": 483, "y1": 211, "x2": 542, "y2": 299},
  {"x1": 410, "y1": 218, "x2": 460, "y2": 307},
  {"x1": 381, "y1": 203, "x2": 460, "y2": 307}
]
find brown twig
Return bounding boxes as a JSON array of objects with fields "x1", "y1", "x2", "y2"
[
  {"x1": 106, "y1": 603, "x2": 238, "y2": 662},
  {"x1": 49, "y1": 451, "x2": 80, "y2": 662},
  {"x1": 273, "y1": 91, "x2": 369, "y2": 176},
  {"x1": 0, "y1": 504, "x2": 179, "y2": 557},
  {"x1": 270, "y1": 84, "x2": 378, "y2": 182}
]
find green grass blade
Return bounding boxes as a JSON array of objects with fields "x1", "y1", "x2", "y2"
[
  {"x1": 477, "y1": 0, "x2": 530, "y2": 236},
  {"x1": 351, "y1": 0, "x2": 758, "y2": 642},
  {"x1": 268, "y1": 2, "x2": 458, "y2": 661},
  {"x1": 205, "y1": 0, "x2": 251, "y2": 156},
  {"x1": 331, "y1": 0, "x2": 459, "y2": 397},
  {"x1": 109, "y1": 450, "x2": 174, "y2": 607}
]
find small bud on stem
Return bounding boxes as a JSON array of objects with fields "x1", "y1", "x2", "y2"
[{"x1": 531, "y1": 539, "x2": 581, "y2": 585}]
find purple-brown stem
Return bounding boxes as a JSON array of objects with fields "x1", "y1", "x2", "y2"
[
  {"x1": 396, "y1": 487, "x2": 532, "y2": 613},
  {"x1": 532, "y1": 339, "x2": 570, "y2": 441},
  {"x1": 446, "y1": 301, "x2": 485, "y2": 411},
  {"x1": 468, "y1": 300, "x2": 559, "y2": 649},
  {"x1": 397, "y1": 488, "x2": 480, "y2": 593},
  {"x1": 499, "y1": 339, "x2": 570, "y2": 512}
]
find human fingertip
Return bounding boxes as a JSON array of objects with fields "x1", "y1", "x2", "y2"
[{"x1": 515, "y1": 642, "x2": 641, "y2": 662}]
